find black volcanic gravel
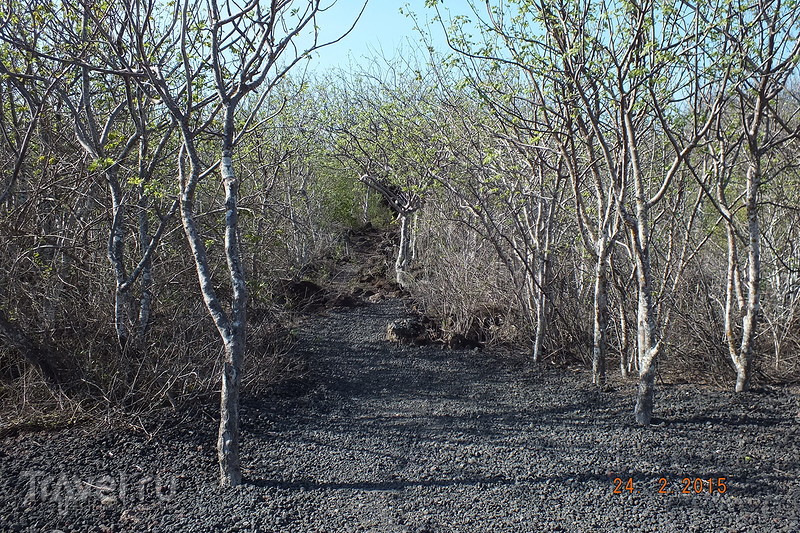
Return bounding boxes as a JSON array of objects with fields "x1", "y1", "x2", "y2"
[{"x1": 1, "y1": 298, "x2": 799, "y2": 532}]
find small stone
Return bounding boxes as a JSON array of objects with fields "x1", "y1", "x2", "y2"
[{"x1": 100, "y1": 495, "x2": 119, "y2": 506}]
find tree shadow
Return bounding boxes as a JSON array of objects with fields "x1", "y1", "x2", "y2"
[
  {"x1": 239, "y1": 299, "x2": 799, "y2": 506},
  {"x1": 245, "y1": 471, "x2": 612, "y2": 492}
]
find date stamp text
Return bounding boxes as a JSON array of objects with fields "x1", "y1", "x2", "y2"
[{"x1": 612, "y1": 476, "x2": 729, "y2": 495}]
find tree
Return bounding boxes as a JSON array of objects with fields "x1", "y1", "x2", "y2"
[
  {"x1": 430, "y1": 0, "x2": 730, "y2": 423},
  {"x1": 121, "y1": 0, "x2": 364, "y2": 486},
  {"x1": 426, "y1": 0, "x2": 624, "y2": 381},
  {"x1": 329, "y1": 62, "x2": 443, "y2": 289},
  {"x1": 431, "y1": 70, "x2": 567, "y2": 362},
  {"x1": 708, "y1": 0, "x2": 800, "y2": 391},
  {"x1": 0, "y1": 0, "x2": 179, "y2": 350}
]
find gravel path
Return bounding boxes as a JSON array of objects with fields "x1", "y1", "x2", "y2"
[{"x1": 2, "y1": 298, "x2": 799, "y2": 532}]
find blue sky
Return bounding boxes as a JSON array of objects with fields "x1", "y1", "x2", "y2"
[{"x1": 304, "y1": 1, "x2": 475, "y2": 71}]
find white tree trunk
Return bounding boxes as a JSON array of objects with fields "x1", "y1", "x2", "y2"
[
  {"x1": 218, "y1": 150, "x2": 247, "y2": 487},
  {"x1": 611, "y1": 258, "x2": 631, "y2": 378},
  {"x1": 627, "y1": 113, "x2": 661, "y2": 426},
  {"x1": 177, "y1": 140, "x2": 247, "y2": 487},
  {"x1": 218, "y1": 336, "x2": 243, "y2": 486},
  {"x1": 632, "y1": 223, "x2": 661, "y2": 426},
  {"x1": 395, "y1": 212, "x2": 413, "y2": 288},
  {"x1": 592, "y1": 244, "x2": 610, "y2": 386},
  {"x1": 617, "y1": 301, "x2": 630, "y2": 378},
  {"x1": 735, "y1": 162, "x2": 761, "y2": 392},
  {"x1": 137, "y1": 189, "x2": 153, "y2": 339},
  {"x1": 107, "y1": 169, "x2": 129, "y2": 349},
  {"x1": 531, "y1": 262, "x2": 547, "y2": 364}
]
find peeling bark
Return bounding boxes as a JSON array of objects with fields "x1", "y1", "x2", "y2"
[
  {"x1": 396, "y1": 212, "x2": 413, "y2": 288},
  {"x1": 531, "y1": 256, "x2": 548, "y2": 364},
  {"x1": 735, "y1": 162, "x2": 761, "y2": 392},
  {"x1": 106, "y1": 168, "x2": 130, "y2": 348},
  {"x1": 218, "y1": 148, "x2": 247, "y2": 487},
  {"x1": 634, "y1": 362, "x2": 656, "y2": 426},
  {"x1": 592, "y1": 246, "x2": 609, "y2": 386},
  {"x1": 359, "y1": 175, "x2": 423, "y2": 290}
]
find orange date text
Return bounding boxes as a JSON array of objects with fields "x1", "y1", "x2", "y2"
[{"x1": 612, "y1": 477, "x2": 728, "y2": 495}]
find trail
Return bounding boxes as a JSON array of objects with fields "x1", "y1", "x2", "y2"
[{"x1": 1, "y1": 294, "x2": 799, "y2": 532}]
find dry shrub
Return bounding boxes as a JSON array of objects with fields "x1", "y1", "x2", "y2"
[
  {"x1": 243, "y1": 307, "x2": 304, "y2": 394},
  {"x1": 0, "y1": 226, "x2": 305, "y2": 428},
  {"x1": 411, "y1": 212, "x2": 520, "y2": 347},
  {"x1": 758, "y1": 310, "x2": 800, "y2": 384},
  {"x1": 0, "y1": 365, "x2": 89, "y2": 438},
  {"x1": 661, "y1": 248, "x2": 800, "y2": 387}
]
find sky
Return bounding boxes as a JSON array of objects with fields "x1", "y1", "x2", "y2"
[{"x1": 302, "y1": 1, "x2": 476, "y2": 72}]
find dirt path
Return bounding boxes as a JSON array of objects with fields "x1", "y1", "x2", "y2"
[{"x1": 1, "y1": 297, "x2": 799, "y2": 532}]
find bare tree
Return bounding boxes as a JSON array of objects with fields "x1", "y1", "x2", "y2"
[
  {"x1": 426, "y1": 0, "x2": 627, "y2": 381},
  {"x1": 329, "y1": 63, "x2": 443, "y2": 289},
  {"x1": 0, "y1": 0, "x2": 179, "y2": 349},
  {"x1": 359, "y1": 173, "x2": 424, "y2": 287},
  {"x1": 124, "y1": 0, "x2": 364, "y2": 486},
  {"x1": 708, "y1": 0, "x2": 800, "y2": 391},
  {"x1": 430, "y1": 0, "x2": 734, "y2": 422}
]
